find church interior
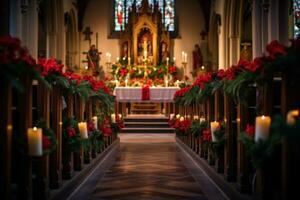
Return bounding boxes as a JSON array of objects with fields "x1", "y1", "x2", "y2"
[{"x1": 1, "y1": 0, "x2": 300, "y2": 199}]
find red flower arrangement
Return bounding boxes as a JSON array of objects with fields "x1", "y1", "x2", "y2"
[
  {"x1": 83, "y1": 75, "x2": 110, "y2": 93},
  {"x1": 100, "y1": 118, "x2": 113, "y2": 137},
  {"x1": 67, "y1": 127, "x2": 76, "y2": 137},
  {"x1": 245, "y1": 124, "x2": 255, "y2": 138},
  {"x1": 173, "y1": 119, "x2": 192, "y2": 134},
  {"x1": 87, "y1": 121, "x2": 96, "y2": 132},
  {"x1": 38, "y1": 58, "x2": 64, "y2": 77},
  {"x1": 174, "y1": 86, "x2": 191, "y2": 99},
  {"x1": 266, "y1": 40, "x2": 287, "y2": 60},
  {"x1": 64, "y1": 71, "x2": 82, "y2": 85},
  {"x1": 193, "y1": 73, "x2": 212, "y2": 89},
  {"x1": 42, "y1": 135, "x2": 51, "y2": 150},
  {"x1": 168, "y1": 66, "x2": 177, "y2": 74},
  {"x1": 120, "y1": 68, "x2": 128, "y2": 77},
  {"x1": 202, "y1": 128, "x2": 212, "y2": 142}
]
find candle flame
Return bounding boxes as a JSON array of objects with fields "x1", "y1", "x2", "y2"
[
  {"x1": 262, "y1": 115, "x2": 265, "y2": 119},
  {"x1": 33, "y1": 127, "x2": 37, "y2": 131}
]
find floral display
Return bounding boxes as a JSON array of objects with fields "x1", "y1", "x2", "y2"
[{"x1": 36, "y1": 119, "x2": 57, "y2": 155}]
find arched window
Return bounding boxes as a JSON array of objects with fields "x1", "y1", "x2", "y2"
[
  {"x1": 114, "y1": 0, "x2": 175, "y2": 32},
  {"x1": 294, "y1": 0, "x2": 300, "y2": 38}
]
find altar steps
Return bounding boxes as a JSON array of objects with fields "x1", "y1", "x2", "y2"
[
  {"x1": 121, "y1": 115, "x2": 174, "y2": 134},
  {"x1": 130, "y1": 102, "x2": 160, "y2": 114}
]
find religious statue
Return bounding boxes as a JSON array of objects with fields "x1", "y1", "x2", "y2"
[
  {"x1": 87, "y1": 44, "x2": 104, "y2": 78},
  {"x1": 240, "y1": 42, "x2": 252, "y2": 61},
  {"x1": 160, "y1": 41, "x2": 169, "y2": 63},
  {"x1": 192, "y1": 44, "x2": 203, "y2": 70}
]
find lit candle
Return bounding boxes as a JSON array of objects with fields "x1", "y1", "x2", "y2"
[
  {"x1": 78, "y1": 122, "x2": 88, "y2": 139},
  {"x1": 175, "y1": 80, "x2": 179, "y2": 87},
  {"x1": 176, "y1": 114, "x2": 181, "y2": 119},
  {"x1": 166, "y1": 57, "x2": 169, "y2": 66},
  {"x1": 27, "y1": 127, "x2": 43, "y2": 156},
  {"x1": 255, "y1": 115, "x2": 271, "y2": 142},
  {"x1": 165, "y1": 80, "x2": 168, "y2": 87},
  {"x1": 118, "y1": 114, "x2": 122, "y2": 119},
  {"x1": 144, "y1": 50, "x2": 147, "y2": 59},
  {"x1": 128, "y1": 57, "x2": 131, "y2": 66},
  {"x1": 180, "y1": 116, "x2": 184, "y2": 121},
  {"x1": 116, "y1": 57, "x2": 120, "y2": 62},
  {"x1": 181, "y1": 51, "x2": 185, "y2": 62},
  {"x1": 193, "y1": 115, "x2": 199, "y2": 120},
  {"x1": 173, "y1": 57, "x2": 176, "y2": 65},
  {"x1": 210, "y1": 121, "x2": 220, "y2": 142},
  {"x1": 125, "y1": 78, "x2": 128, "y2": 87},
  {"x1": 170, "y1": 113, "x2": 175, "y2": 119},
  {"x1": 184, "y1": 53, "x2": 187, "y2": 63},
  {"x1": 115, "y1": 80, "x2": 120, "y2": 87},
  {"x1": 200, "y1": 117, "x2": 206, "y2": 123},
  {"x1": 92, "y1": 116, "x2": 98, "y2": 130},
  {"x1": 111, "y1": 114, "x2": 116, "y2": 123},
  {"x1": 286, "y1": 110, "x2": 299, "y2": 126}
]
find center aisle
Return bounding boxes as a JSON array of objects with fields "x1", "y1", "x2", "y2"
[{"x1": 67, "y1": 134, "x2": 227, "y2": 200}]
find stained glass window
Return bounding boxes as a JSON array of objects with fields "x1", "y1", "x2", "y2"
[
  {"x1": 114, "y1": 0, "x2": 175, "y2": 32},
  {"x1": 294, "y1": 0, "x2": 300, "y2": 38}
]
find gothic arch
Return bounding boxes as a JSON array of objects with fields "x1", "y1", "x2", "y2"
[{"x1": 66, "y1": 9, "x2": 79, "y2": 70}]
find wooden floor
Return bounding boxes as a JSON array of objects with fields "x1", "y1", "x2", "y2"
[{"x1": 67, "y1": 134, "x2": 227, "y2": 200}]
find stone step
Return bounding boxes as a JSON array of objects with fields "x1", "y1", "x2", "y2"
[
  {"x1": 121, "y1": 127, "x2": 174, "y2": 134},
  {"x1": 124, "y1": 117, "x2": 169, "y2": 123},
  {"x1": 124, "y1": 122, "x2": 170, "y2": 128}
]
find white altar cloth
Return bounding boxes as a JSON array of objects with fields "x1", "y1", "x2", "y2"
[{"x1": 113, "y1": 87, "x2": 179, "y2": 102}]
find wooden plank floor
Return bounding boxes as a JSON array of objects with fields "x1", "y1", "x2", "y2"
[{"x1": 67, "y1": 134, "x2": 227, "y2": 200}]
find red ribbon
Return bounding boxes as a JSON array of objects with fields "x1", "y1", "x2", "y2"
[{"x1": 141, "y1": 85, "x2": 150, "y2": 100}]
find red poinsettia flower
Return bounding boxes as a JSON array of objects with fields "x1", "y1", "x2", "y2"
[
  {"x1": 42, "y1": 135, "x2": 51, "y2": 150},
  {"x1": 217, "y1": 69, "x2": 226, "y2": 79},
  {"x1": 120, "y1": 68, "x2": 128, "y2": 77},
  {"x1": 87, "y1": 121, "x2": 95, "y2": 132},
  {"x1": 38, "y1": 58, "x2": 64, "y2": 76},
  {"x1": 202, "y1": 128, "x2": 212, "y2": 142},
  {"x1": 245, "y1": 124, "x2": 255, "y2": 138},
  {"x1": 67, "y1": 127, "x2": 76, "y2": 137},
  {"x1": 64, "y1": 71, "x2": 82, "y2": 85},
  {"x1": 168, "y1": 66, "x2": 177, "y2": 74},
  {"x1": 100, "y1": 118, "x2": 113, "y2": 137},
  {"x1": 193, "y1": 73, "x2": 212, "y2": 89},
  {"x1": 266, "y1": 40, "x2": 287, "y2": 60},
  {"x1": 83, "y1": 75, "x2": 110, "y2": 93},
  {"x1": 174, "y1": 86, "x2": 191, "y2": 99},
  {"x1": 244, "y1": 57, "x2": 264, "y2": 73}
]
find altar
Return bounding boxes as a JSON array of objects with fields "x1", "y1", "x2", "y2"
[
  {"x1": 114, "y1": 86, "x2": 179, "y2": 115},
  {"x1": 113, "y1": 87, "x2": 179, "y2": 102}
]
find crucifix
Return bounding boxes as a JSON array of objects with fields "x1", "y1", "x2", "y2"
[{"x1": 83, "y1": 26, "x2": 93, "y2": 46}]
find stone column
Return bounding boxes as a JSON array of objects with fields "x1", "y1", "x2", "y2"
[
  {"x1": 268, "y1": 0, "x2": 279, "y2": 42},
  {"x1": 261, "y1": 0, "x2": 269, "y2": 52},
  {"x1": 252, "y1": 0, "x2": 263, "y2": 58}
]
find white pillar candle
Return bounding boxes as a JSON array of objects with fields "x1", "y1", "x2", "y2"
[
  {"x1": 170, "y1": 113, "x2": 175, "y2": 119},
  {"x1": 78, "y1": 122, "x2": 88, "y2": 139},
  {"x1": 166, "y1": 57, "x2": 169, "y2": 66},
  {"x1": 210, "y1": 121, "x2": 220, "y2": 142},
  {"x1": 286, "y1": 110, "x2": 299, "y2": 126},
  {"x1": 128, "y1": 57, "x2": 131, "y2": 66},
  {"x1": 181, "y1": 51, "x2": 185, "y2": 62},
  {"x1": 173, "y1": 57, "x2": 176, "y2": 65},
  {"x1": 92, "y1": 116, "x2": 98, "y2": 130},
  {"x1": 116, "y1": 57, "x2": 120, "y2": 62},
  {"x1": 255, "y1": 115, "x2": 271, "y2": 142},
  {"x1": 125, "y1": 79, "x2": 128, "y2": 87},
  {"x1": 180, "y1": 116, "x2": 185, "y2": 121},
  {"x1": 184, "y1": 53, "x2": 187, "y2": 62},
  {"x1": 200, "y1": 117, "x2": 206, "y2": 123},
  {"x1": 27, "y1": 127, "x2": 43, "y2": 156},
  {"x1": 111, "y1": 114, "x2": 116, "y2": 123},
  {"x1": 175, "y1": 80, "x2": 179, "y2": 87},
  {"x1": 176, "y1": 114, "x2": 181, "y2": 119},
  {"x1": 118, "y1": 114, "x2": 122, "y2": 119},
  {"x1": 165, "y1": 80, "x2": 168, "y2": 87},
  {"x1": 193, "y1": 115, "x2": 199, "y2": 120}
]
